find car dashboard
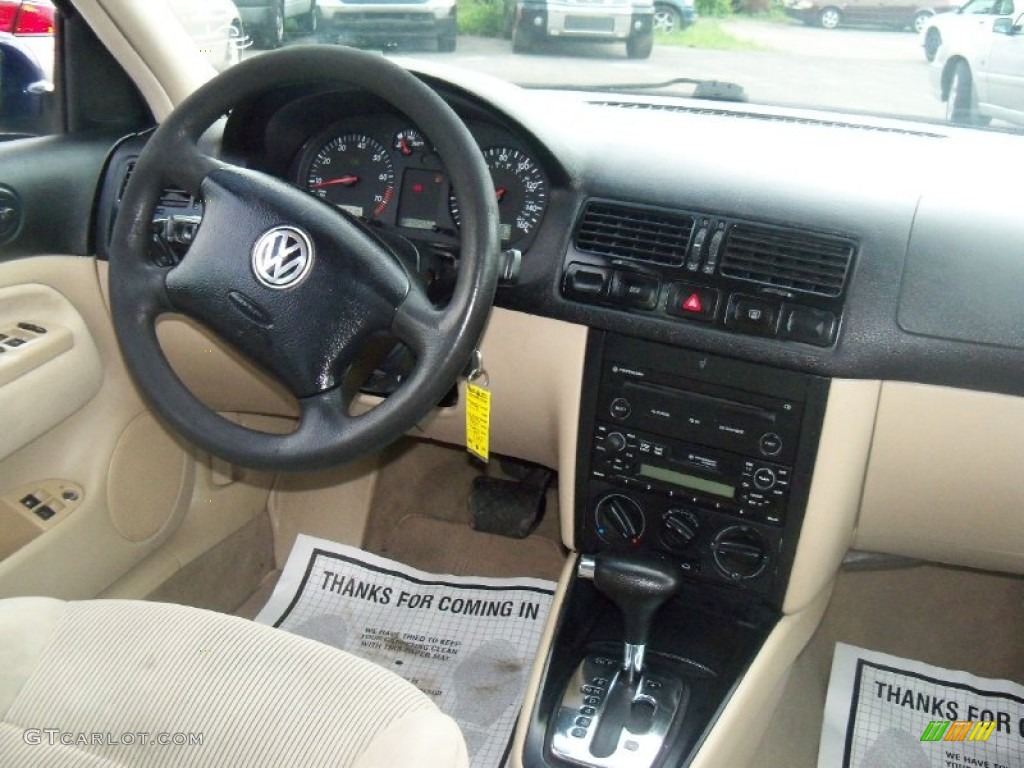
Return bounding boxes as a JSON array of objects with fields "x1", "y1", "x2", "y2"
[{"x1": 82, "y1": 65, "x2": 1024, "y2": 768}]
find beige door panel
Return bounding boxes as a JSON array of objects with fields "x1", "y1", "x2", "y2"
[
  {"x1": 0, "y1": 257, "x2": 202, "y2": 599},
  {"x1": 0, "y1": 283, "x2": 102, "y2": 463}
]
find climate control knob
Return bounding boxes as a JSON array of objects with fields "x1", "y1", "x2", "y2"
[
  {"x1": 711, "y1": 525, "x2": 769, "y2": 581},
  {"x1": 594, "y1": 493, "x2": 645, "y2": 546},
  {"x1": 660, "y1": 508, "x2": 700, "y2": 553}
]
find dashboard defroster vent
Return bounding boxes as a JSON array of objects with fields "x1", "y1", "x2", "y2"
[
  {"x1": 574, "y1": 201, "x2": 694, "y2": 266},
  {"x1": 720, "y1": 224, "x2": 854, "y2": 298}
]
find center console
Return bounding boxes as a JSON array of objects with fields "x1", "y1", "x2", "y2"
[{"x1": 520, "y1": 331, "x2": 830, "y2": 768}]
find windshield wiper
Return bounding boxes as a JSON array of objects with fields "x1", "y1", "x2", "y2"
[{"x1": 525, "y1": 77, "x2": 748, "y2": 103}]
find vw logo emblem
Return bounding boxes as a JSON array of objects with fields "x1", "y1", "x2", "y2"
[{"x1": 251, "y1": 226, "x2": 314, "y2": 289}]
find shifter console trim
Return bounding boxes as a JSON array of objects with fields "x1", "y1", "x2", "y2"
[{"x1": 550, "y1": 654, "x2": 687, "y2": 768}]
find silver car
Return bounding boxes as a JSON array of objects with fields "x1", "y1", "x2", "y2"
[{"x1": 316, "y1": 0, "x2": 458, "y2": 51}]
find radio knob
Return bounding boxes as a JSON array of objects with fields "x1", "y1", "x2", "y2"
[
  {"x1": 594, "y1": 493, "x2": 645, "y2": 546},
  {"x1": 752, "y1": 467, "x2": 776, "y2": 490},
  {"x1": 711, "y1": 526, "x2": 769, "y2": 581},
  {"x1": 605, "y1": 432, "x2": 627, "y2": 453},
  {"x1": 660, "y1": 509, "x2": 700, "y2": 553}
]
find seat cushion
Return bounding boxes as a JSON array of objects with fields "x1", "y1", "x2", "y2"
[{"x1": 0, "y1": 597, "x2": 468, "y2": 768}]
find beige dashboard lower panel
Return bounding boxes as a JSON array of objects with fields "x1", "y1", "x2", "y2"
[
  {"x1": 783, "y1": 379, "x2": 881, "y2": 614},
  {"x1": 689, "y1": 582, "x2": 833, "y2": 768},
  {"x1": 856, "y1": 382, "x2": 1024, "y2": 574},
  {"x1": 509, "y1": 556, "x2": 576, "y2": 768}
]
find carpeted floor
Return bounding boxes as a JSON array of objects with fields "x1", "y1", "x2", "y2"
[
  {"x1": 361, "y1": 439, "x2": 566, "y2": 578},
  {"x1": 755, "y1": 562, "x2": 1024, "y2": 766},
  {"x1": 234, "y1": 439, "x2": 567, "y2": 617}
]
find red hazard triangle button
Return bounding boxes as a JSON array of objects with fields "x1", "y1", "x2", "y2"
[{"x1": 668, "y1": 285, "x2": 718, "y2": 323}]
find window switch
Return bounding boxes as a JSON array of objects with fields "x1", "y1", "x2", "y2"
[
  {"x1": 17, "y1": 322, "x2": 46, "y2": 334},
  {"x1": 34, "y1": 505, "x2": 55, "y2": 521},
  {"x1": 4, "y1": 338, "x2": 26, "y2": 348},
  {"x1": 20, "y1": 494, "x2": 41, "y2": 509}
]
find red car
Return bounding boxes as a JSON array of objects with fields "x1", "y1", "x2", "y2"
[{"x1": 0, "y1": 0, "x2": 54, "y2": 35}]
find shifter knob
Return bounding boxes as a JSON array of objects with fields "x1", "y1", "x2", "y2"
[
  {"x1": 580, "y1": 551, "x2": 683, "y2": 680},
  {"x1": 592, "y1": 551, "x2": 683, "y2": 645}
]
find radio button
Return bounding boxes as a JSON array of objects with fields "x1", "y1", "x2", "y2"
[
  {"x1": 609, "y1": 398, "x2": 632, "y2": 420},
  {"x1": 759, "y1": 432, "x2": 783, "y2": 457}
]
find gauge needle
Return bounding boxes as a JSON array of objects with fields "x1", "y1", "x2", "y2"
[
  {"x1": 495, "y1": 187, "x2": 507, "y2": 203},
  {"x1": 311, "y1": 175, "x2": 359, "y2": 189},
  {"x1": 399, "y1": 138, "x2": 411, "y2": 155}
]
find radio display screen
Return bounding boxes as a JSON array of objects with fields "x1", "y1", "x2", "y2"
[{"x1": 639, "y1": 464, "x2": 736, "y2": 499}]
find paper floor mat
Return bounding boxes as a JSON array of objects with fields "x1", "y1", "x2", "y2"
[
  {"x1": 256, "y1": 534, "x2": 557, "y2": 768},
  {"x1": 819, "y1": 642, "x2": 1024, "y2": 768}
]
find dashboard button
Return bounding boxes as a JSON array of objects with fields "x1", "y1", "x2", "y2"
[
  {"x1": 667, "y1": 283, "x2": 718, "y2": 323},
  {"x1": 609, "y1": 397, "x2": 632, "y2": 420},
  {"x1": 611, "y1": 272, "x2": 660, "y2": 310},
  {"x1": 563, "y1": 264, "x2": 610, "y2": 301},
  {"x1": 725, "y1": 294, "x2": 780, "y2": 336},
  {"x1": 781, "y1": 306, "x2": 837, "y2": 347},
  {"x1": 759, "y1": 432, "x2": 783, "y2": 456}
]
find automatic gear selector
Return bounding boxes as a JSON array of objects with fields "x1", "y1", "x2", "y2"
[{"x1": 550, "y1": 552, "x2": 688, "y2": 768}]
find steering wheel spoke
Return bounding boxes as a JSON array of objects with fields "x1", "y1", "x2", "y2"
[
  {"x1": 392, "y1": 281, "x2": 445, "y2": 359},
  {"x1": 109, "y1": 46, "x2": 500, "y2": 471}
]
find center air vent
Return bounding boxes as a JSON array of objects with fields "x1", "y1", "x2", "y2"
[
  {"x1": 719, "y1": 223, "x2": 854, "y2": 298},
  {"x1": 574, "y1": 201, "x2": 694, "y2": 266}
]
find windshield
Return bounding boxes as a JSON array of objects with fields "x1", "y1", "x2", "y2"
[{"x1": 161, "y1": 0, "x2": 1024, "y2": 132}]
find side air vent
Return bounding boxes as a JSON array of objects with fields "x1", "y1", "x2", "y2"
[
  {"x1": 117, "y1": 159, "x2": 193, "y2": 209},
  {"x1": 719, "y1": 223, "x2": 854, "y2": 298},
  {"x1": 574, "y1": 201, "x2": 694, "y2": 266},
  {"x1": 117, "y1": 159, "x2": 136, "y2": 202},
  {"x1": 159, "y1": 188, "x2": 194, "y2": 208}
]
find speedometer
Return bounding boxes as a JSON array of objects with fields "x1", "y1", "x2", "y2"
[
  {"x1": 450, "y1": 146, "x2": 548, "y2": 244},
  {"x1": 304, "y1": 133, "x2": 395, "y2": 219}
]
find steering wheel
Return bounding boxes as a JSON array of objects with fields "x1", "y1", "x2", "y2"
[{"x1": 109, "y1": 47, "x2": 501, "y2": 471}]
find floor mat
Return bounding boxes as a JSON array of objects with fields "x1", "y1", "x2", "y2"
[
  {"x1": 256, "y1": 534, "x2": 557, "y2": 768},
  {"x1": 380, "y1": 514, "x2": 566, "y2": 582},
  {"x1": 819, "y1": 642, "x2": 1024, "y2": 768}
]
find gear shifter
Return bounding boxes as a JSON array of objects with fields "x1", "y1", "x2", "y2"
[
  {"x1": 579, "y1": 551, "x2": 683, "y2": 681},
  {"x1": 550, "y1": 552, "x2": 688, "y2": 768}
]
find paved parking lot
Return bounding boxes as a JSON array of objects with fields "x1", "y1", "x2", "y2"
[{"x1": 263, "y1": 20, "x2": 945, "y2": 125}]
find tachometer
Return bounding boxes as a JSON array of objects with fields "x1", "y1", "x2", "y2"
[
  {"x1": 450, "y1": 146, "x2": 548, "y2": 244},
  {"x1": 305, "y1": 133, "x2": 395, "y2": 219}
]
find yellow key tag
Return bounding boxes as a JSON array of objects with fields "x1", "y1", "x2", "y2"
[{"x1": 465, "y1": 376, "x2": 491, "y2": 463}]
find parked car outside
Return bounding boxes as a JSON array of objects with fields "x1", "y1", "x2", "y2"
[
  {"x1": 511, "y1": 0, "x2": 655, "y2": 58},
  {"x1": 166, "y1": 0, "x2": 250, "y2": 71},
  {"x1": 0, "y1": 0, "x2": 54, "y2": 79},
  {"x1": 932, "y1": 9, "x2": 1024, "y2": 124},
  {"x1": 653, "y1": 0, "x2": 697, "y2": 32},
  {"x1": 316, "y1": 0, "x2": 457, "y2": 51},
  {"x1": 920, "y1": 0, "x2": 1015, "y2": 60},
  {"x1": 782, "y1": 0, "x2": 957, "y2": 31},
  {"x1": 234, "y1": 0, "x2": 318, "y2": 48}
]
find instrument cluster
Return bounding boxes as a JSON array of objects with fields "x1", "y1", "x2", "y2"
[{"x1": 291, "y1": 113, "x2": 550, "y2": 251}]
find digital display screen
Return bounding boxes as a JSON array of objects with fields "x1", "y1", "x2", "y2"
[
  {"x1": 638, "y1": 464, "x2": 736, "y2": 499},
  {"x1": 398, "y1": 168, "x2": 446, "y2": 230}
]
